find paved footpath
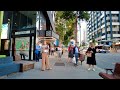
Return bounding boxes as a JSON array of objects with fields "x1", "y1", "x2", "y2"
[{"x1": 4, "y1": 52, "x2": 103, "y2": 79}]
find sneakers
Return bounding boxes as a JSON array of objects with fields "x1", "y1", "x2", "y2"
[
  {"x1": 92, "y1": 68, "x2": 95, "y2": 71},
  {"x1": 88, "y1": 68, "x2": 95, "y2": 71},
  {"x1": 88, "y1": 68, "x2": 91, "y2": 70}
]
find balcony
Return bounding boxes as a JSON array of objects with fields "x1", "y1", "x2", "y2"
[
  {"x1": 112, "y1": 28, "x2": 119, "y2": 31},
  {"x1": 112, "y1": 17, "x2": 118, "y2": 20},
  {"x1": 112, "y1": 22, "x2": 119, "y2": 25},
  {"x1": 106, "y1": 17, "x2": 110, "y2": 20},
  {"x1": 111, "y1": 11, "x2": 119, "y2": 14},
  {"x1": 113, "y1": 34, "x2": 120, "y2": 37}
]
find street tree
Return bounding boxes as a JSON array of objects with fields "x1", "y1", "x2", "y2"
[{"x1": 55, "y1": 11, "x2": 90, "y2": 46}]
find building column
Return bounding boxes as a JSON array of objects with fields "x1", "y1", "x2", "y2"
[
  {"x1": 96, "y1": 12, "x2": 98, "y2": 39},
  {"x1": 109, "y1": 11, "x2": 113, "y2": 40},
  {"x1": 0, "y1": 11, "x2": 4, "y2": 51},
  {"x1": 118, "y1": 11, "x2": 120, "y2": 49},
  {"x1": 104, "y1": 11, "x2": 107, "y2": 40},
  {"x1": 9, "y1": 11, "x2": 14, "y2": 57},
  {"x1": 100, "y1": 12, "x2": 102, "y2": 39},
  {"x1": 90, "y1": 12, "x2": 92, "y2": 42}
]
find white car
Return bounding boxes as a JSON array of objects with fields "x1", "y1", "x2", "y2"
[{"x1": 95, "y1": 45, "x2": 110, "y2": 53}]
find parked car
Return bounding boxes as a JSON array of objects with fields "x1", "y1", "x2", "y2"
[{"x1": 95, "y1": 45, "x2": 110, "y2": 53}]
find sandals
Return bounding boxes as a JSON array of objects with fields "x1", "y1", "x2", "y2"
[
  {"x1": 41, "y1": 69, "x2": 45, "y2": 71},
  {"x1": 41, "y1": 68, "x2": 52, "y2": 71}
]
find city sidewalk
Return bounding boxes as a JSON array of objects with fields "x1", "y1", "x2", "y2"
[
  {"x1": 117, "y1": 49, "x2": 120, "y2": 53},
  {"x1": 4, "y1": 52, "x2": 103, "y2": 79}
]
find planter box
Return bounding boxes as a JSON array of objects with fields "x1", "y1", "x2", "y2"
[
  {"x1": 20, "y1": 63, "x2": 34, "y2": 72},
  {"x1": 15, "y1": 60, "x2": 35, "y2": 72}
]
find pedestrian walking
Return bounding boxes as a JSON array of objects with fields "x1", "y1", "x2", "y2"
[
  {"x1": 51, "y1": 46, "x2": 55, "y2": 56},
  {"x1": 57, "y1": 45, "x2": 63, "y2": 61},
  {"x1": 48, "y1": 43, "x2": 51, "y2": 55},
  {"x1": 73, "y1": 43, "x2": 80, "y2": 66},
  {"x1": 86, "y1": 42, "x2": 97, "y2": 71},
  {"x1": 41, "y1": 41, "x2": 52, "y2": 71},
  {"x1": 39, "y1": 42, "x2": 42, "y2": 59},
  {"x1": 35, "y1": 42, "x2": 41, "y2": 62},
  {"x1": 67, "y1": 44, "x2": 74, "y2": 63}
]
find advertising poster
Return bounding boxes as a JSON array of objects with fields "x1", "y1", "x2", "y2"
[{"x1": 15, "y1": 37, "x2": 30, "y2": 60}]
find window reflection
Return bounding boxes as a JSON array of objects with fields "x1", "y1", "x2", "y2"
[
  {"x1": 36, "y1": 11, "x2": 39, "y2": 30},
  {"x1": 40, "y1": 12, "x2": 46, "y2": 30}
]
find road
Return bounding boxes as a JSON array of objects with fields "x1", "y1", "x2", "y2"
[{"x1": 95, "y1": 53, "x2": 120, "y2": 69}]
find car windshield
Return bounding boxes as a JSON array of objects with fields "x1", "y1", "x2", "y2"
[
  {"x1": 96, "y1": 46, "x2": 103, "y2": 49},
  {"x1": 96, "y1": 45, "x2": 110, "y2": 50}
]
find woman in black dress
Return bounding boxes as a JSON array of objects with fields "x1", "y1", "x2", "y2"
[
  {"x1": 86, "y1": 42, "x2": 96, "y2": 71},
  {"x1": 67, "y1": 44, "x2": 74, "y2": 63}
]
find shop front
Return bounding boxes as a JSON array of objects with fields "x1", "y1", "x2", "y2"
[
  {"x1": 36, "y1": 11, "x2": 59, "y2": 51},
  {"x1": 1, "y1": 11, "x2": 59, "y2": 60}
]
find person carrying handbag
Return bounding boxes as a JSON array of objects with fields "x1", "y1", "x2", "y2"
[{"x1": 86, "y1": 42, "x2": 97, "y2": 71}]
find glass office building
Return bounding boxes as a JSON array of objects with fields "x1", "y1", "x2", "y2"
[{"x1": 87, "y1": 11, "x2": 120, "y2": 45}]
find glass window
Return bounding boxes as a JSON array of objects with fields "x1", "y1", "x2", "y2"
[
  {"x1": 36, "y1": 11, "x2": 39, "y2": 30},
  {"x1": 40, "y1": 12, "x2": 46, "y2": 30},
  {"x1": 50, "y1": 25, "x2": 52, "y2": 30}
]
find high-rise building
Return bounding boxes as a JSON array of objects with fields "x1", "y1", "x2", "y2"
[{"x1": 87, "y1": 11, "x2": 120, "y2": 45}]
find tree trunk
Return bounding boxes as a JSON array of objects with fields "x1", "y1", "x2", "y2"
[
  {"x1": 0, "y1": 11, "x2": 4, "y2": 51},
  {"x1": 74, "y1": 17, "x2": 77, "y2": 43}
]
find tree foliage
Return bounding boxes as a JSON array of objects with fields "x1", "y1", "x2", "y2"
[
  {"x1": 61, "y1": 11, "x2": 90, "y2": 21},
  {"x1": 55, "y1": 11, "x2": 90, "y2": 46}
]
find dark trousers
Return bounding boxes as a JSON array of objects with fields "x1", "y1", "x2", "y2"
[
  {"x1": 49, "y1": 49, "x2": 51, "y2": 55},
  {"x1": 35, "y1": 54, "x2": 39, "y2": 62},
  {"x1": 39, "y1": 52, "x2": 42, "y2": 59},
  {"x1": 51, "y1": 50, "x2": 54, "y2": 55},
  {"x1": 20, "y1": 54, "x2": 25, "y2": 60},
  {"x1": 35, "y1": 51, "x2": 40, "y2": 62}
]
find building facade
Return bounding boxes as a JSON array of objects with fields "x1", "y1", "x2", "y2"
[
  {"x1": 0, "y1": 11, "x2": 59, "y2": 60},
  {"x1": 87, "y1": 11, "x2": 120, "y2": 45}
]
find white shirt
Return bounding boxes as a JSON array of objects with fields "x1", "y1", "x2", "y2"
[
  {"x1": 42, "y1": 45, "x2": 49, "y2": 53},
  {"x1": 58, "y1": 47, "x2": 62, "y2": 52}
]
